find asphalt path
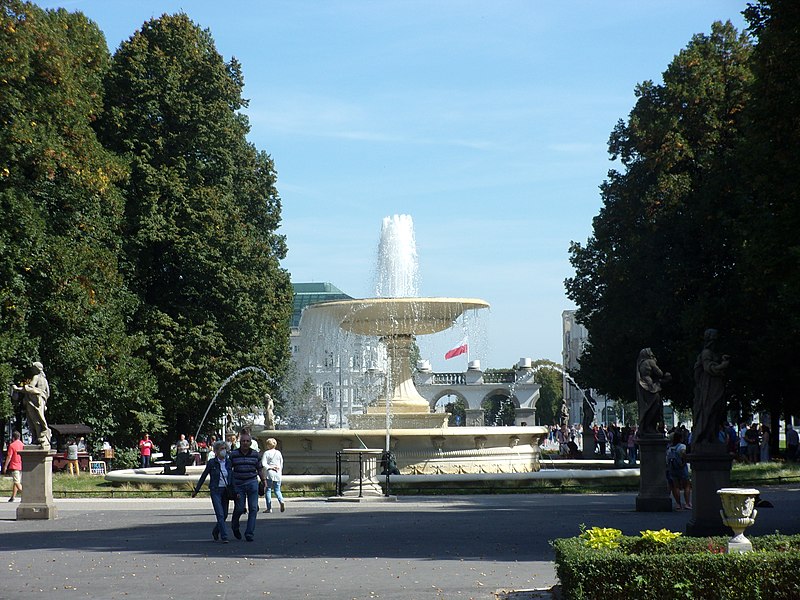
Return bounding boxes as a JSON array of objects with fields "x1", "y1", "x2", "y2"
[{"x1": 0, "y1": 487, "x2": 798, "y2": 600}]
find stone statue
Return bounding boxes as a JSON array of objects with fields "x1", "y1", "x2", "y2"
[
  {"x1": 582, "y1": 391, "x2": 596, "y2": 431},
  {"x1": 264, "y1": 393, "x2": 276, "y2": 430},
  {"x1": 559, "y1": 397, "x2": 570, "y2": 428},
  {"x1": 692, "y1": 329, "x2": 730, "y2": 445},
  {"x1": 636, "y1": 348, "x2": 671, "y2": 435},
  {"x1": 11, "y1": 361, "x2": 51, "y2": 448}
]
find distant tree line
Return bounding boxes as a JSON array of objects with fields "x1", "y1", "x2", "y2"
[
  {"x1": 565, "y1": 1, "x2": 800, "y2": 441},
  {"x1": 0, "y1": 2, "x2": 292, "y2": 446}
]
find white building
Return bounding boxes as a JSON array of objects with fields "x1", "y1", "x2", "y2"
[
  {"x1": 561, "y1": 310, "x2": 618, "y2": 426},
  {"x1": 290, "y1": 282, "x2": 386, "y2": 427}
]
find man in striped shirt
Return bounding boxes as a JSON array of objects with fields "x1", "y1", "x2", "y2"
[{"x1": 230, "y1": 429, "x2": 267, "y2": 542}]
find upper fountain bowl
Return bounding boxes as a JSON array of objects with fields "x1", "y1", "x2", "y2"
[{"x1": 305, "y1": 297, "x2": 489, "y2": 337}]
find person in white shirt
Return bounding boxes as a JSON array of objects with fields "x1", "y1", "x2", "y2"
[{"x1": 261, "y1": 437, "x2": 285, "y2": 513}]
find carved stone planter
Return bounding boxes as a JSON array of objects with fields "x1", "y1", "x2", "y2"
[{"x1": 717, "y1": 487, "x2": 759, "y2": 553}]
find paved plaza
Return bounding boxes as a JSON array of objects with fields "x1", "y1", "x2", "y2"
[{"x1": 1, "y1": 487, "x2": 799, "y2": 599}]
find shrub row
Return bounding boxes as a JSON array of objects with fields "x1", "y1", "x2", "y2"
[{"x1": 552, "y1": 533, "x2": 800, "y2": 600}]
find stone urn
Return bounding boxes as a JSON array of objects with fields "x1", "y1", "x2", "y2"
[{"x1": 717, "y1": 488, "x2": 759, "y2": 553}]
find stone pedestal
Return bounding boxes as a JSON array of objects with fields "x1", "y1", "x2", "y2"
[
  {"x1": 581, "y1": 431, "x2": 596, "y2": 459},
  {"x1": 636, "y1": 434, "x2": 672, "y2": 512},
  {"x1": 464, "y1": 409, "x2": 485, "y2": 427},
  {"x1": 17, "y1": 446, "x2": 58, "y2": 520},
  {"x1": 686, "y1": 443, "x2": 732, "y2": 536}
]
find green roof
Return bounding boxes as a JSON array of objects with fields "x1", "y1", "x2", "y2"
[{"x1": 292, "y1": 282, "x2": 353, "y2": 327}]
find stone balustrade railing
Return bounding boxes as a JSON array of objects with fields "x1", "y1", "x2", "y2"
[
  {"x1": 427, "y1": 370, "x2": 519, "y2": 385},
  {"x1": 431, "y1": 372, "x2": 466, "y2": 385},
  {"x1": 482, "y1": 371, "x2": 516, "y2": 384}
]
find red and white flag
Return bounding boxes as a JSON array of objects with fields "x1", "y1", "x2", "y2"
[{"x1": 444, "y1": 338, "x2": 468, "y2": 360}]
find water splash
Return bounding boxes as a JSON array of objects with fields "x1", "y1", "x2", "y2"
[
  {"x1": 374, "y1": 214, "x2": 418, "y2": 298},
  {"x1": 194, "y1": 366, "x2": 274, "y2": 440}
]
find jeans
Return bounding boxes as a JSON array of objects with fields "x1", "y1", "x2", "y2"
[
  {"x1": 210, "y1": 486, "x2": 231, "y2": 540},
  {"x1": 141, "y1": 455, "x2": 150, "y2": 468},
  {"x1": 265, "y1": 480, "x2": 284, "y2": 511},
  {"x1": 232, "y1": 478, "x2": 259, "y2": 538}
]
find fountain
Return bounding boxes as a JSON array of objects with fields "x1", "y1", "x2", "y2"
[
  {"x1": 105, "y1": 215, "x2": 552, "y2": 489},
  {"x1": 194, "y1": 366, "x2": 274, "y2": 441},
  {"x1": 255, "y1": 215, "x2": 549, "y2": 480}
]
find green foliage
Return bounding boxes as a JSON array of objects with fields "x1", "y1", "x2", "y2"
[
  {"x1": 565, "y1": 21, "x2": 754, "y2": 409},
  {"x1": 0, "y1": 6, "x2": 292, "y2": 445},
  {"x1": 553, "y1": 534, "x2": 800, "y2": 600},
  {"x1": 482, "y1": 395, "x2": 515, "y2": 426},
  {"x1": 97, "y1": 13, "x2": 292, "y2": 438},
  {"x1": 444, "y1": 396, "x2": 467, "y2": 426},
  {"x1": 0, "y1": 1, "x2": 159, "y2": 442},
  {"x1": 566, "y1": 4, "x2": 800, "y2": 431},
  {"x1": 532, "y1": 359, "x2": 563, "y2": 425},
  {"x1": 733, "y1": 1, "x2": 800, "y2": 420},
  {"x1": 110, "y1": 446, "x2": 141, "y2": 470}
]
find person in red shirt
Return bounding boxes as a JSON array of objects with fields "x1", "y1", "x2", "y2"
[
  {"x1": 138, "y1": 433, "x2": 154, "y2": 468},
  {"x1": 3, "y1": 431, "x2": 24, "y2": 502}
]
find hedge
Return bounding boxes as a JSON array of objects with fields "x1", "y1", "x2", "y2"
[{"x1": 552, "y1": 533, "x2": 800, "y2": 600}]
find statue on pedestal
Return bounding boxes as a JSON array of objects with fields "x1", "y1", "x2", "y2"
[
  {"x1": 582, "y1": 391, "x2": 597, "y2": 431},
  {"x1": 636, "y1": 348, "x2": 671, "y2": 435},
  {"x1": 11, "y1": 361, "x2": 51, "y2": 449},
  {"x1": 265, "y1": 393, "x2": 276, "y2": 430},
  {"x1": 692, "y1": 329, "x2": 731, "y2": 445},
  {"x1": 559, "y1": 397, "x2": 570, "y2": 428}
]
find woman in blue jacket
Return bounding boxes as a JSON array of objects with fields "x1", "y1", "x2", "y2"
[{"x1": 192, "y1": 440, "x2": 236, "y2": 543}]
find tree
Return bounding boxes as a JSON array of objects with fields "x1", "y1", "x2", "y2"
[
  {"x1": 0, "y1": 1, "x2": 159, "y2": 442},
  {"x1": 737, "y1": 0, "x2": 800, "y2": 432},
  {"x1": 531, "y1": 359, "x2": 563, "y2": 426},
  {"x1": 565, "y1": 22, "x2": 753, "y2": 410},
  {"x1": 97, "y1": 14, "x2": 292, "y2": 439}
]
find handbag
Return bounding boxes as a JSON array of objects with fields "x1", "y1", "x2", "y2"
[{"x1": 258, "y1": 479, "x2": 266, "y2": 496}]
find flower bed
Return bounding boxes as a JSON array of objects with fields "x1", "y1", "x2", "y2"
[{"x1": 552, "y1": 528, "x2": 800, "y2": 600}]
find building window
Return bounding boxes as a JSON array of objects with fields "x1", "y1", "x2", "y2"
[{"x1": 322, "y1": 382, "x2": 334, "y2": 404}]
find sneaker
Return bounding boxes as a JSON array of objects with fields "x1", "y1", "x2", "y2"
[
  {"x1": 212, "y1": 527, "x2": 219, "y2": 541},
  {"x1": 7, "y1": 497, "x2": 14, "y2": 503},
  {"x1": 233, "y1": 527, "x2": 242, "y2": 540},
  {"x1": 263, "y1": 508, "x2": 272, "y2": 513},
  {"x1": 222, "y1": 539, "x2": 229, "y2": 544},
  {"x1": 245, "y1": 535, "x2": 254, "y2": 542},
  {"x1": 280, "y1": 502, "x2": 285, "y2": 513}
]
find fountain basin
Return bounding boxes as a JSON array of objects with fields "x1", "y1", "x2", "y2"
[
  {"x1": 256, "y1": 426, "x2": 548, "y2": 476},
  {"x1": 307, "y1": 297, "x2": 490, "y2": 336}
]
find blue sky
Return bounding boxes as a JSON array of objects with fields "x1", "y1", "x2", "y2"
[{"x1": 39, "y1": 1, "x2": 750, "y2": 371}]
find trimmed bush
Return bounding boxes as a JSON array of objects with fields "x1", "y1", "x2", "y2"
[{"x1": 552, "y1": 533, "x2": 800, "y2": 600}]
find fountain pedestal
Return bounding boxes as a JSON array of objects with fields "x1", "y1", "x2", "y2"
[
  {"x1": 636, "y1": 434, "x2": 672, "y2": 512},
  {"x1": 349, "y1": 334, "x2": 449, "y2": 430},
  {"x1": 581, "y1": 431, "x2": 596, "y2": 459},
  {"x1": 686, "y1": 443, "x2": 732, "y2": 536}
]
